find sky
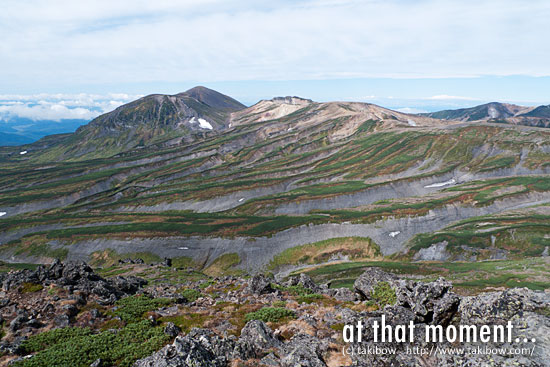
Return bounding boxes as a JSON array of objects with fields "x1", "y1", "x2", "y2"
[{"x1": 1, "y1": 0, "x2": 550, "y2": 122}]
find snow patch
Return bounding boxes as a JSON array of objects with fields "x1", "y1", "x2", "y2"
[
  {"x1": 178, "y1": 247, "x2": 189, "y2": 250},
  {"x1": 0, "y1": 212, "x2": 6, "y2": 217},
  {"x1": 19, "y1": 151, "x2": 28, "y2": 155},
  {"x1": 198, "y1": 118, "x2": 213, "y2": 130},
  {"x1": 424, "y1": 178, "x2": 456, "y2": 188},
  {"x1": 389, "y1": 231, "x2": 401, "y2": 238},
  {"x1": 407, "y1": 119, "x2": 417, "y2": 127},
  {"x1": 238, "y1": 198, "x2": 245, "y2": 202}
]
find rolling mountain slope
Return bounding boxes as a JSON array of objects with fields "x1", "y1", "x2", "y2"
[
  {"x1": 0, "y1": 88, "x2": 549, "y2": 274},
  {"x1": 422, "y1": 102, "x2": 532, "y2": 121},
  {"x1": 20, "y1": 86, "x2": 246, "y2": 162},
  {"x1": 423, "y1": 101, "x2": 550, "y2": 128}
]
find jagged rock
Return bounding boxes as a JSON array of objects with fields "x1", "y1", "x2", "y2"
[
  {"x1": 283, "y1": 273, "x2": 321, "y2": 293},
  {"x1": 90, "y1": 308, "x2": 101, "y2": 319},
  {"x1": 1, "y1": 336, "x2": 27, "y2": 355},
  {"x1": 0, "y1": 261, "x2": 147, "y2": 305},
  {"x1": 392, "y1": 277, "x2": 460, "y2": 325},
  {"x1": 234, "y1": 320, "x2": 282, "y2": 359},
  {"x1": 324, "y1": 287, "x2": 356, "y2": 302},
  {"x1": 354, "y1": 268, "x2": 459, "y2": 325},
  {"x1": 90, "y1": 358, "x2": 104, "y2": 367},
  {"x1": 134, "y1": 328, "x2": 234, "y2": 367},
  {"x1": 247, "y1": 274, "x2": 275, "y2": 295},
  {"x1": 9, "y1": 315, "x2": 27, "y2": 332},
  {"x1": 164, "y1": 322, "x2": 181, "y2": 338},
  {"x1": 62, "y1": 304, "x2": 78, "y2": 317},
  {"x1": 460, "y1": 287, "x2": 545, "y2": 324},
  {"x1": 260, "y1": 352, "x2": 280, "y2": 366},
  {"x1": 353, "y1": 267, "x2": 398, "y2": 300},
  {"x1": 162, "y1": 258, "x2": 172, "y2": 267},
  {"x1": 53, "y1": 314, "x2": 70, "y2": 328},
  {"x1": 25, "y1": 318, "x2": 42, "y2": 328},
  {"x1": 110, "y1": 276, "x2": 147, "y2": 294},
  {"x1": 280, "y1": 333, "x2": 328, "y2": 367}
]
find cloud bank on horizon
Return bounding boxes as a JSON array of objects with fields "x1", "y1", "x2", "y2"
[
  {"x1": 0, "y1": 93, "x2": 142, "y2": 122},
  {"x1": 1, "y1": 0, "x2": 549, "y2": 121}
]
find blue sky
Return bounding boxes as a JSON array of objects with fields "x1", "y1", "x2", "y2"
[{"x1": 1, "y1": 0, "x2": 550, "y2": 121}]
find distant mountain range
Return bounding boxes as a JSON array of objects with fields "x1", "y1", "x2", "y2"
[
  {"x1": 0, "y1": 118, "x2": 88, "y2": 146},
  {"x1": 1, "y1": 91, "x2": 549, "y2": 148},
  {"x1": 422, "y1": 101, "x2": 550, "y2": 127}
]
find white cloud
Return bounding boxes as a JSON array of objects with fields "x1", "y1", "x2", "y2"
[
  {"x1": 0, "y1": 93, "x2": 141, "y2": 121},
  {"x1": 0, "y1": 0, "x2": 549, "y2": 91},
  {"x1": 0, "y1": 103, "x2": 97, "y2": 121},
  {"x1": 397, "y1": 107, "x2": 428, "y2": 114},
  {"x1": 428, "y1": 95, "x2": 480, "y2": 101}
]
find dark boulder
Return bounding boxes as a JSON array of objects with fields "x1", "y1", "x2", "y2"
[
  {"x1": 234, "y1": 320, "x2": 282, "y2": 360},
  {"x1": 247, "y1": 274, "x2": 275, "y2": 295}
]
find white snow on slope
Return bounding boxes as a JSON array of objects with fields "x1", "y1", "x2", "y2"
[
  {"x1": 19, "y1": 151, "x2": 28, "y2": 155},
  {"x1": 389, "y1": 231, "x2": 401, "y2": 238},
  {"x1": 0, "y1": 212, "x2": 6, "y2": 217},
  {"x1": 198, "y1": 118, "x2": 213, "y2": 130},
  {"x1": 424, "y1": 178, "x2": 456, "y2": 188},
  {"x1": 407, "y1": 119, "x2": 417, "y2": 126}
]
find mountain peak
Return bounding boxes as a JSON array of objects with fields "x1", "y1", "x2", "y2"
[{"x1": 179, "y1": 86, "x2": 246, "y2": 111}]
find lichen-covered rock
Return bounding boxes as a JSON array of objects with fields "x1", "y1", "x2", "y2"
[
  {"x1": 134, "y1": 328, "x2": 234, "y2": 367},
  {"x1": 353, "y1": 267, "x2": 398, "y2": 300},
  {"x1": 279, "y1": 333, "x2": 328, "y2": 367},
  {"x1": 392, "y1": 277, "x2": 460, "y2": 325},
  {"x1": 459, "y1": 287, "x2": 545, "y2": 325},
  {"x1": 283, "y1": 273, "x2": 322, "y2": 293},
  {"x1": 0, "y1": 260, "x2": 146, "y2": 305},
  {"x1": 324, "y1": 287, "x2": 357, "y2": 302},
  {"x1": 247, "y1": 274, "x2": 275, "y2": 295},
  {"x1": 234, "y1": 320, "x2": 282, "y2": 359}
]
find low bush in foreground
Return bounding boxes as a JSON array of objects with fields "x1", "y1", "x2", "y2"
[
  {"x1": 180, "y1": 288, "x2": 202, "y2": 302},
  {"x1": 244, "y1": 307, "x2": 295, "y2": 323},
  {"x1": 15, "y1": 321, "x2": 171, "y2": 367},
  {"x1": 114, "y1": 295, "x2": 173, "y2": 322},
  {"x1": 371, "y1": 281, "x2": 397, "y2": 308}
]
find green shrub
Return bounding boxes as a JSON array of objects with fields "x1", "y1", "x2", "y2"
[
  {"x1": 371, "y1": 281, "x2": 396, "y2": 307},
  {"x1": 180, "y1": 289, "x2": 202, "y2": 302},
  {"x1": 14, "y1": 321, "x2": 170, "y2": 367},
  {"x1": 198, "y1": 280, "x2": 214, "y2": 289},
  {"x1": 20, "y1": 282, "x2": 44, "y2": 293},
  {"x1": 296, "y1": 294, "x2": 323, "y2": 304},
  {"x1": 272, "y1": 284, "x2": 314, "y2": 297},
  {"x1": 114, "y1": 295, "x2": 173, "y2": 322},
  {"x1": 19, "y1": 328, "x2": 93, "y2": 354},
  {"x1": 244, "y1": 307, "x2": 295, "y2": 323}
]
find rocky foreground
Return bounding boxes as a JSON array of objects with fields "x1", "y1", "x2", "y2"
[{"x1": 0, "y1": 261, "x2": 548, "y2": 366}]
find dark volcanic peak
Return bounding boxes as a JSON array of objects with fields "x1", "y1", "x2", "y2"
[
  {"x1": 521, "y1": 104, "x2": 550, "y2": 118},
  {"x1": 49, "y1": 87, "x2": 246, "y2": 160},
  {"x1": 423, "y1": 102, "x2": 523, "y2": 121},
  {"x1": 180, "y1": 86, "x2": 246, "y2": 111}
]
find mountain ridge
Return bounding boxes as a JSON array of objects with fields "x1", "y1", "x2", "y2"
[{"x1": 422, "y1": 101, "x2": 550, "y2": 127}]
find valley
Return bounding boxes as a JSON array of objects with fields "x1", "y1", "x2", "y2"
[{"x1": 1, "y1": 87, "x2": 549, "y2": 285}]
